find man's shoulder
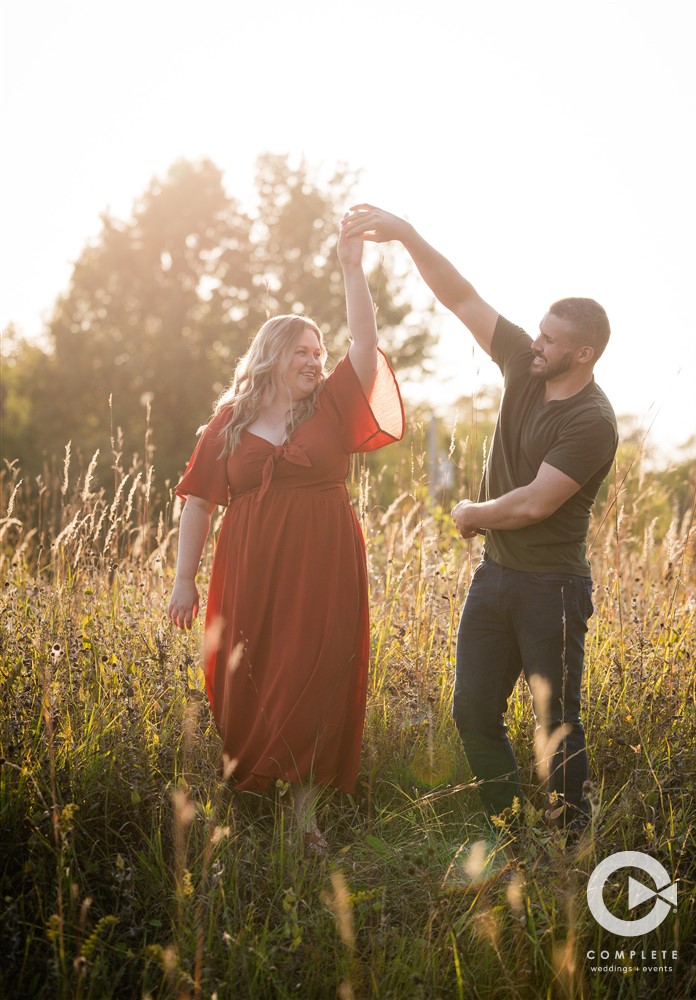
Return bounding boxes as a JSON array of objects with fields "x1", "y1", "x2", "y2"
[
  {"x1": 576, "y1": 380, "x2": 618, "y2": 433},
  {"x1": 491, "y1": 315, "x2": 533, "y2": 372},
  {"x1": 551, "y1": 383, "x2": 619, "y2": 473}
]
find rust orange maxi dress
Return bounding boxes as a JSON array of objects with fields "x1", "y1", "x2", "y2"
[{"x1": 175, "y1": 351, "x2": 404, "y2": 793}]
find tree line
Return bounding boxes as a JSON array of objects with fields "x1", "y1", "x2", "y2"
[{"x1": 1, "y1": 155, "x2": 434, "y2": 488}]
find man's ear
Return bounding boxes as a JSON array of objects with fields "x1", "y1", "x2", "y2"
[{"x1": 577, "y1": 345, "x2": 595, "y2": 365}]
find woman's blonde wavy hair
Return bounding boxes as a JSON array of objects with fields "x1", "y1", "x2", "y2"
[{"x1": 214, "y1": 314, "x2": 328, "y2": 456}]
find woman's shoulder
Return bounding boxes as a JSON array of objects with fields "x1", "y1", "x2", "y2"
[
  {"x1": 319, "y1": 354, "x2": 352, "y2": 391},
  {"x1": 201, "y1": 402, "x2": 235, "y2": 433}
]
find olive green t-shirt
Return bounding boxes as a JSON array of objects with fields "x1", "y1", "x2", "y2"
[{"x1": 480, "y1": 315, "x2": 618, "y2": 576}]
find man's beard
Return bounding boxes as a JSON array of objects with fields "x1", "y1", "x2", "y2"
[{"x1": 529, "y1": 351, "x2": 575, "y2": 380}]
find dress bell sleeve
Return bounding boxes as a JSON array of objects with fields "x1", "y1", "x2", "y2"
[
  {"x1": 175, "y1": 408, "x2": 232, "y2": 507},
  {"x1": 323, "y1": 349, "x2": 405, "y2": 453}
]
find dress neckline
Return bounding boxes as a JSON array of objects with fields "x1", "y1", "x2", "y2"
[{"x1": 244, "y1": 428, "x2": 288, "y2": 447}]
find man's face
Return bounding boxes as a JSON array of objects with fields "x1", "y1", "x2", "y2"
[{"x1": 529, "y1": 313, "x2": 578, "y2": 381}]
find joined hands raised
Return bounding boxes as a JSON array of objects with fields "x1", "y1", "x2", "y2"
[{"x1": 341, "y1": 204, "x2": 411, "y2": 244}]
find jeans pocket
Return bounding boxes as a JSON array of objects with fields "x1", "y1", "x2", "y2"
[{"x1": 574, "y1": 576, "x2": 594, "y2": 621}]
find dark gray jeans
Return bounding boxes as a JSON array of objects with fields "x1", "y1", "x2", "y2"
[{"x1": 453, "y1": 554, "x2": 594, "y2": 827}]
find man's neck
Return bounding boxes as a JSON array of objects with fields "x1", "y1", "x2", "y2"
[{"x1": 543, "y1": 369, "x2": 594, "y2": 402}]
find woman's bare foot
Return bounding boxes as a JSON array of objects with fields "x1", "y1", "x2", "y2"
[
  {"x1": 302, "y1": 827, "x2": 329, "y2": 856},
  {"x1": 291, "y1": 783, "x2": 327, "y2": 853}
]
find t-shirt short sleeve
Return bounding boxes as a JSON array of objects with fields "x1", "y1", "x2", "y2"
[
  {"x1": 175, "y1": 408, "x2": 232, "y2": 507},
  {"x1": 491, "y1": 315, "x2": 534, "y2": 378},
  {"x1": 321, "y1": 349, "x2": 405, "y2": 453},
  {"x1": 543, "y1": 410, "x2": 618, "y2": 487}
]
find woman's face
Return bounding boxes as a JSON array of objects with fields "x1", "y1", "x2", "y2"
[{"x1": 274, "y1": 327, "x2": 324, "y2": 402}]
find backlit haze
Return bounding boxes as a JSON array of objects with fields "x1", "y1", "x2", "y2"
[{"x1": 1, "y1": 0, "x2": 694, "y2": 462}]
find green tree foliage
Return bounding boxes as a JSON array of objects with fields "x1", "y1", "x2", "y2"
[
  {"x1": 1, "y1": 155, "x2": 434, "y2": 485},
  {"x1": 47, "y1": 159, "x2": 260, "y2": 482},
  {"x1": 608, "y1": 416, "x2": 696, "y2": 549},
  {"x1": 1, "y1": 325, "x2": 55, "y2": 471}
]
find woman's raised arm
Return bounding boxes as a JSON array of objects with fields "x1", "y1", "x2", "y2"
[{"x1": 338, "y1": 220, "x2": 379, "y2": 392}]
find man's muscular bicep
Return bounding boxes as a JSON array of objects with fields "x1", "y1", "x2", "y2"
[{"x1": 528, "y1": 462, "x2": 582, "y2": 519}]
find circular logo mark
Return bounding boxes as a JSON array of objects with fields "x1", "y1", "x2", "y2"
[{"x1": 587, "y1": 851, "x2": 677, "y2": 936}]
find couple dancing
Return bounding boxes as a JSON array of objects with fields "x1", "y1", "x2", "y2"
[{"x1": 168, "y1": 205, "x2": 617, "y2": 853}]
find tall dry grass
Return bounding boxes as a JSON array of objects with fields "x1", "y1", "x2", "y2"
[{"x1": 1, "y1": 420, "x2": 695, "y2": 999}]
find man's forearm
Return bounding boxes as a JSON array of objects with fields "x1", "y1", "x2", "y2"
[
  {"x1": 399, "y1": 223, "x2": 498, "y2": 354},
  {"x1": 453, "y1": 464, "x2": 581, "y2": 535},
  {"x1": 453, "y1": 486, "x2": 555, "y2": 534},
  {"x1": 401, "y1": 225, "x2": 479, "y2": 315}
]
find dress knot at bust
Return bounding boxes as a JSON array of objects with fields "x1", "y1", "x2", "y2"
[{"x1": 258, "y1": 442, "x2": 313, "y2": 501}]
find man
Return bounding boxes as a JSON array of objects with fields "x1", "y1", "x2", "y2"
[{"x1": 341, "y1": 205, "x2": 618, "y2": 833}]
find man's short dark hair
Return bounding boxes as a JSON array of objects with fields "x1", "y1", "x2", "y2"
[{"x1": 549, "y1": 297, "x2": 611, "y2": 360}]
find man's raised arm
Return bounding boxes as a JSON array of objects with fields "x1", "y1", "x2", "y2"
[{"x1": 341, "y1": 204, "x2": 499, "y2": 357}]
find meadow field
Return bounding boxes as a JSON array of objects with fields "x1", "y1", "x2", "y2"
[{"x1": 1, "y1": 426, "x2": 694, "y2": 999}]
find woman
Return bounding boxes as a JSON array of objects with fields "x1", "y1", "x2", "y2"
[{"x1": 168, "y1": 225, "x2": 404, "y2": 850}]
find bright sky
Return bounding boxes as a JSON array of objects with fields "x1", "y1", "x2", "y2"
[{"x1": 2, "y1": 0, "x2": 695, "y2": 459}]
